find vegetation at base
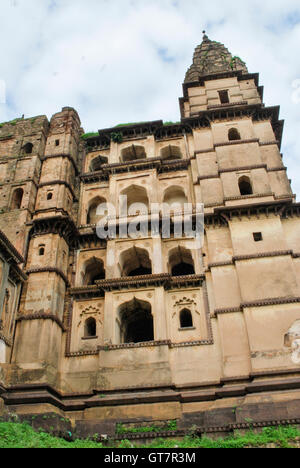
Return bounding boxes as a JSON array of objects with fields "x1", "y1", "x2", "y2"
[
  {"x1": 116, "y1": 420, "x2": 178, "y2": 435},
  {"x1": 0, "y1": 422, "x2": 103, "y2": 449},
  {"x1": 1, "y1": 422, "x2": 300, "y2": 448}
]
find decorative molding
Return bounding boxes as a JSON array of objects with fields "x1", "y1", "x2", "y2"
[
  {"x1": 214, "y1": 296, "x2": 300, "y2": 315},
  {"x1": 213, "y1": 306, "x2": 242, "y2": 317},
  {"x1": 0, "y1": 229, "x2": 24, "y2": 264},
  {"x1": 214, "y1": 138, "x2": 259, "y2": 148},
  {"x1": 0, "y1": 332, "x2": 12, "y2": 347},
  {"x1": 26, "y1": 267, "x2": 70, "y2": 287},
  {"x1": 98, "y1": 340, "x2": 171, "y2": 351},
  {"x1": 241, "y1": 296, "x2": 300, "y2": 309},
  {"x1": 208, "y1": 261, "x2": 234, "y2": 269},
  {"x1": 194, "y1": 148, "x2": 215, "y2": 155},
  {"x1": 16, "y1": 314, "x2": 66, "y2": 331},
  {"x1": 224, "y1": 192, "x2": 274, "y2": 202},
  {"x1": 30, "y1": 216, "x2": 79, "y2": 248},
  {"x1": 233, "y1": 250, "x2": 293, "y2": 263},
  {"x1": 219, "y1": 164, "x2": 267, "y2": 174},
  {"x1": 169, "y1": 340, "x2": 213, "y2": 348},
  {"x1": 207, "y1": 101, "x2": 248, "y2": 110}
]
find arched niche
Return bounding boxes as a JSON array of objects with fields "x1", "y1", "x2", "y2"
[
  {"x1": 118, "y1": 298, "x2": 153, "y2": 344},
  {"x1": 169, "y1": 246, "x2": 195, "y2": 277},
  {"x1": 82, "y1": 257, "x2": 105, "y2": 286},
  {"x1": 160, "y1": 145, "x2": 182, "y2": 161},
  {"x1": 119, "y1": 247, "x2": 152, "y2": 277},
  {"x1": 121, "y1": 145, "x2": 146, "y2": 163},
  {"x1": 86, "y1": 196, "x2": 107, "y2": 225}
]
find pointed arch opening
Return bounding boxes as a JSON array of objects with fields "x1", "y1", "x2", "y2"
[
  {"x1": 82, "y1": 257, "x2": 105, "y2": 286},
  {"x1": 238, "y1": 176, "x2": 253, "y2": 196},
  {"x1": 118, "y1": 298, "x2": 153, "y2": 344},
  {"x1": 169, "y1": 247, "x2": 195, "y2": 277},
  {"x1": 84, "y1": 317, "x2": 97, "y2": 338},
  {"x1": 11, "y1": 188, "x2": 24, "y2": 210},
  {"x1": 163, "y1": 186, "x2": 188, "y2": 214},
  {"x1": 160, "y1": 145, "x2": 182, "y2": 161},
  {"x1": 87, "y1": 196, "x2": 107, "y2": 225},
  {"x1": 228, "y1": 128, "x2": 241, "y2": 141},
  {"x1": 119, "y1": 247, "x2": 152, "y2": 277},
  {"x1": 120, "y1": 185, "x2": 149, "y2": 216},
  {"x1": 180, "y1": 309, "x2": 194, "y2": 329},
  {"x1": 90, "y1": 155, "x2": 108, "y2": 172},
  {"x1": 121, "y1": 145, "x2": 146, "y2": 163}
]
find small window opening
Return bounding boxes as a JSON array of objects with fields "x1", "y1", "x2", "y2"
[
  {"x1": 84, "y1": 317, "x2": 97, "y2": 338},
  {"x1": 55, "y1": 140, "x2": 60, "y2": 147},
  {"x1": 23, "y1": 143, "x2": 33, "y2": 154},
  {"x1": 219, "y1": 90, "x2": 230, "y2": 104},
  {"x1": 253, "y1": 232, "x2": 263, "y2": 242},
  {"x1": 228, "y1": 128, "x2": 241, "y2": 141},
  {"x1": 39, "y1": 246, "x2": 45, "y2": 256},
  {"x1": 11, "y1": 188, "x2": 24, "y2": 210},
  {"x1": 180, "y1": 309, "x2": 194, "y2": 329},
  {"x1": 239, "y1": 176, "x2": 253, "y2": 196},
  {"x1": 47, "y1": 193, "x2": 53, "y2": 200}
]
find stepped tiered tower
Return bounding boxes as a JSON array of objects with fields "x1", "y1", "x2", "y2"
[{"x1": 1, "y1": 33, "x2": 300, "y2": 439}]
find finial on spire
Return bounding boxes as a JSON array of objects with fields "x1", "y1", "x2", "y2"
[{"x1": 202, "y1": 30, "x2": 209, "y2": 41}]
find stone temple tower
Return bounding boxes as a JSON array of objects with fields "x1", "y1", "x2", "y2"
[{"x1": 1, "y1": 33, "x2": 300, "y2": 439}]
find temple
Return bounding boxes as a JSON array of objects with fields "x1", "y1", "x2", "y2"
[{"x1": 1, "y1": 33, "x2": 300, "y2": 440}]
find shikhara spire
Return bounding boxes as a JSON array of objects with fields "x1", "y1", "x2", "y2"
[{"x1": 185, "y1": 32, "x2": 248, "y2": 83}]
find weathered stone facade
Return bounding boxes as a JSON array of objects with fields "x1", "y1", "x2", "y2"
[{"x1": 1, "y1": 34, "x2": 300, "y2": 437}]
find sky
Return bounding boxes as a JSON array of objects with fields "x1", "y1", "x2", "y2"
[{"x1": 0, "y1": 0, "x2": 299, "y2": 195}]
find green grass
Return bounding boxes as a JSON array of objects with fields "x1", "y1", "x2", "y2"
[
  {"x1": 80, "y1": 132, "x2": 99, "y2": 140},
  {"x1": 1, "y1": 422, "x2": 300, "y2": 448}
]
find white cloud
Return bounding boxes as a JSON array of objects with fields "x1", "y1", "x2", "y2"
[{"x1": 0, "y1": 0, "x2": 299, "y2": 195}]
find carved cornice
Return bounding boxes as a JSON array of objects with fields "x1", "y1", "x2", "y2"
[
  {"x1": 224, "y1": 192, "x2": 274, "y2": 202},
  {"x1": 70, "y1": 285, "x2": 104, "y2": 299},
  {"x1": 26, "y1": 267, "x2": 70, "y2": 287},
  {"x1": 65, "y1": 350, "x2": 99, "y2": 358},
  {"x1": 98, "y1": 340, "x2": 171, "y2": 351},
  {"x1": 41, "y1": 153, "x2": 79, "y2": 175},
  {"x1": 95, "y1": 274, "x2": 205, "y2": 292},
  {"x1": 219, "y1": 164, "x2": 267, "y2": 174},
  {"x1": 80, "y1": 158, "x2": 190, "y2": 181},
  {"x1": 16, "y1": 314, "x2": 66, "y2": 331},
  {"x1": 0, "y1": 332, "x2": 12, "y2": 347},
  {"x1": 207, "y1": 101, "x2": 248, "y2": 110},
  {"x1": 30, "y1": 216, "x2": 79, "y2": 248},
  {"x1": 183, "y1": 104, "x2": 283, "y2": 147},
  {"x1": 208, "y1": 250, "x2": 293, "y2": 271},
  {"x1": 38, "y1": 180, "x2": 77, "y2": 201},
  {"x1": 212, "y1": 199, "x2": 292, "y2": 222},
  {"x1": 214, "y1": 296, "x2": 300, "y2": 315},
  {"x1": 9, "y1": 264, "x2": 27, "y2": 283},
  {"x1": 241, "y1": 297, "x2": 300, "y2": 309},
  {"x1": 233, "y1": 250, "x2": 293, "y2": 263},
  {"x1": 0, "y1": 229, "x2": 24, "y2": 264},
  {"x1": 208, "y1": 261, "x2": 234, "y2": 270},
  {"x1": 214, "y1": 138, "x2": 259, "y2": 148}
]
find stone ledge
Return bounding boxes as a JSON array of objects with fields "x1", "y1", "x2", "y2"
[
  {"x1": 16, "y1": 314, "x2": 66, "y2": 332},
  {"x1": 26, "y1": 267, "x2": 70, "y2": 287}
]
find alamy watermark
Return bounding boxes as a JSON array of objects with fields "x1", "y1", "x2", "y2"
[
  {"x1": 94, "y1": 196, "x2": 204, "y2": 251},
  {"x1": 0, "y1": 80, "x2": 6, "y2": 104}
]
